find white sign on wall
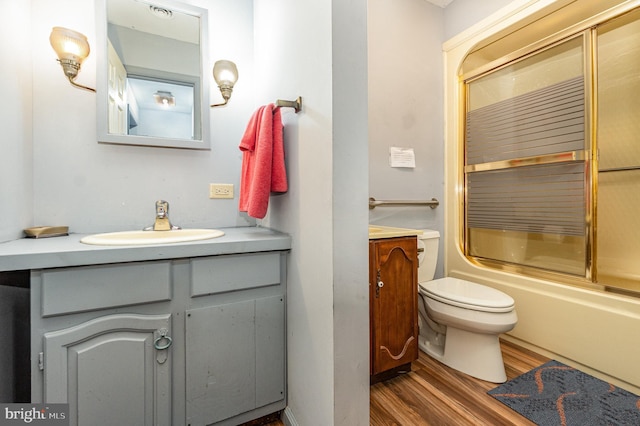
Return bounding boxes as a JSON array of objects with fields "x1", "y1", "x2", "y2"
[{"x1": 389, "y1": 147, "x2": 416, "y2": 168}]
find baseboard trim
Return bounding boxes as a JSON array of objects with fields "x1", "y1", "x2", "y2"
[{"x1": 282, "y1": 406, "x2": 299, "y2": 426}]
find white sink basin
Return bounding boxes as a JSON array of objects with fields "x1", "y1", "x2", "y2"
[{"x1": 80, "y1": 229, "x2": 225, "y2": 246}]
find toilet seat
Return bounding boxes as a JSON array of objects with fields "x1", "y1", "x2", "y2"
[{"x1": 419, "y1": 277, "x2": 514, "y2": 313}]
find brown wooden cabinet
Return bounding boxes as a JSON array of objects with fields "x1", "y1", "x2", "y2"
[{"x1": 369, "y1": 236, "x2": 419, "y2": 377}]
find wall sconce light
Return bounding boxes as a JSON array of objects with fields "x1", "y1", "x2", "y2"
[
  {"x1": 211, "y1": 60, "x2": 238, "y2": 107},
  {"x1": 49, "y1": 26, "x2": 96, "y2": 92}
]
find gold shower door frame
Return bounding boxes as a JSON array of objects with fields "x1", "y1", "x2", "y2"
[{"x1": 459, "y1": 2, "x2": 640, "y2": 297}]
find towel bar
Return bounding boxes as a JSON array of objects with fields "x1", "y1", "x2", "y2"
[
  {"x1": 275, "y1": 96, "x2": 302, "y2": 113},
  {"x1": 369, "y1": 197, "x2": 439, "y2": 210}
]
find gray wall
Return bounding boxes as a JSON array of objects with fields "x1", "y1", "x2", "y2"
[
  {"x1": 444, "y1": 0, "x2": 515, "y2": 40},
  {"x1": 330, "y1": 1, "x2": 370, "y2": 422},
  {"x1": 368, "y1": 0, "x2": 445, "y2": 278},
  {"x1": 1, "y1": 0, "x2": 33, "y2": 243},
  {"x1": 30, "y1": 0, "x2": 256, "y2": 235},
  {"x1": 254, "y1": 0, "x2": 370, "y2": 423},
  {"x1": 367, "y1": 0, "x2": 517, "y2": 280}
]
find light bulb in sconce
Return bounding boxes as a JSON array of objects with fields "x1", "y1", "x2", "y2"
[
  {"x1": 211, "y1": 60, "x2": 238, "y2": 107},
  {"x1": 49, "y1": 26, "x2": 95, "y2": 92}
]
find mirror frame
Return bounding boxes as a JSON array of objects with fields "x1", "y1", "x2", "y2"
[{"x1": 95, "y1": 0, "x2": 210, "y2": 149}]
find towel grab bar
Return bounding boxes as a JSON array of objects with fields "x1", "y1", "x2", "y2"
[
  {"x1": 369, "y1": 197, "x2": 439, "y2": 210},
  {"x1": 275, "y1": 96, "x2": 302, "y2": 113}
]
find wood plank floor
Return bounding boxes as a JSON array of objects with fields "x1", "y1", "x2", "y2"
[
  {"x1": 255, "y1": 339, "x2": 549, "y2": 426},
  {"x1": 370, "y1": 339, "x2": 549, "y2": 425}
]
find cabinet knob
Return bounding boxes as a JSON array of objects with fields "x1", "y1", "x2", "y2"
[{"x1": 375, "y1": 270, "x2": 384, "y2": 297}]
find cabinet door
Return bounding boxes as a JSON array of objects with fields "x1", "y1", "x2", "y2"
[
  {"x1": 185, "y1": 295, "x2": 285, "y2": 425},
  {"x1": 43, "y1": 314, "x2": 172, "y2": 426},
  {"x1": 370, "y1": 237, "x2": 418, "y2": 375}
]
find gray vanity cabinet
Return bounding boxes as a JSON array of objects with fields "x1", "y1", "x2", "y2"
[
  {"x1": 186, "y1": 253, "x2": 286, "y2": 425},
  {"x1": 31, "y1": 261, "x2": 175, "y2": 426},
  {"x1": 31, "y1": 250, "x2": 287, "y2": 426}
]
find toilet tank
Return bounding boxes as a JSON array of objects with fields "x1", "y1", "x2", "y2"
[{"x1": 417, "y1": 229, "x2": 440, "y2": 282}]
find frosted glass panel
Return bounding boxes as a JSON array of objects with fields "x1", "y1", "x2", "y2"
[
  {"x1": 597, "y1": 9, "x2": 640, "y2": 170},
  {"x1": 466, "y1": 77, "x2": 584, "y2": 165},
  {"x1": 596, "y1": 171, "x2": 640, "y2": 290},
  {"x1": 468, "y1": 37, "x2": 583, "y2": 111},
  {"x1": 467, "y1": 163, "x2": 585, "y2": 236},
  {"x1": 596, "y1": 9, "x2": 640, "y2": 293},
  {"x1": 469, "y1": 228, "x2": 585, "y2": 276}
]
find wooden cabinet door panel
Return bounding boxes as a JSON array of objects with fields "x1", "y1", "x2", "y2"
[{"x1": 370, "y1": 237, "x2": 418, "y2": 375}]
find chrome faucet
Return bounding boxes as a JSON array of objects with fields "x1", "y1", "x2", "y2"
[{"x1": 144, "y1": 200, "x2": 181, "y2": 231}]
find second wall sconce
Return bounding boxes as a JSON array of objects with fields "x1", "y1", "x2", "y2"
[
  {"x1": 211, "y1": 60, "x2": 238, "y2": 107},
  {"x1": 49, "y1": 26, "x2": 95, "y2": 92}
]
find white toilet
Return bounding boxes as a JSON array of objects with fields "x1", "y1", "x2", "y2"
[{"x1": 417, "y1": 230, "x2": 518, "y2": 383}]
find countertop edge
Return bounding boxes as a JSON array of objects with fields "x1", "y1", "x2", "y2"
[
  {"x1": 0, "y1": 227, "x2": 291, "y2": 271},
  {"x1": 368, "y1": 225, "x2": 423, "y2": 239}
]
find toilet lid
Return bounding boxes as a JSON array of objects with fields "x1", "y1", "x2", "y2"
[{"x1": 420, "y1": 277, "x2": 515, "y2": 313}]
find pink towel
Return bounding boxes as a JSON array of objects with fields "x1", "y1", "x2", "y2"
[{"x1": 239, "y1": 104, "x2": 288, "y2": 219}]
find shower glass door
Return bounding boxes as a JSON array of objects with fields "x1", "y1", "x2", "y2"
[{"x1": 464, "y1": 36, "x2": 589, "y2": 277}]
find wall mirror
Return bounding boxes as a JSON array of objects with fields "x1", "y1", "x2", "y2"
[{"x1": 96, "y1": 0, "x2": 210, "y2": 149}]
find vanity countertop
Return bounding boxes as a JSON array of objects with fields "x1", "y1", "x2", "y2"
[
  {"x1": 369, "y1": 225, "x2": 422, "y2": 239},
  {"x1": 0, "y1": 227, "x2": 291, "y2": 272}
]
